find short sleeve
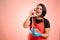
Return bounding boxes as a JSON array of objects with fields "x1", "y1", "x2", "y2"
[{"x1": 44, "y1": 18, "x2": 50, "y2": 28}]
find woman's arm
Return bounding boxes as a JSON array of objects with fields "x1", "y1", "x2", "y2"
[
  {"x1": 23, "y1": 15, "x2": 31, "y2": 28},
  {"x1": 23, "y1": 10, "x2": 35, "y2": 28},
  {"x1": 41, "y1": 28, "x2": 50, "y2": 38},
  {"x1": 41, "y1": 18, "x2": 50, "y2": 38}
]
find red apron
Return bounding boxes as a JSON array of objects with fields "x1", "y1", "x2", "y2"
[{"x1": 28, "y1": 18, "x2": 47, "y2": 40}]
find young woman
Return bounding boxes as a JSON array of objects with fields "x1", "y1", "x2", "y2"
[{"x1": 23, "y1": 3, "x2": 50, "y2": 40}]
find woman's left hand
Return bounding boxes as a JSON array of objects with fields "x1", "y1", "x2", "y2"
[{"x1": 30, "y1": 28, "x2": 42, "y2": 37}]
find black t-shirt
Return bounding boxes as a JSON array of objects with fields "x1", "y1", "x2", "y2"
[{"x1": 30, "y1": 17, "x2": 50, "y2": 28}]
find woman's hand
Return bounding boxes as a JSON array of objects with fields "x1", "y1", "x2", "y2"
[
  {"x1": 30, "y1": 28, "x2": 42, "y2": 37},
  {"x1": 41, "y1": 28, "x2": 50, "y2": 38},
  {"x1": 30, "y1": 8, "x2": 37, "y2": 17}
]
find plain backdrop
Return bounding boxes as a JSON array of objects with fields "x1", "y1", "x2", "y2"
[{"x1": 0, "y1": 0, "x2": 60, "y2": 40}]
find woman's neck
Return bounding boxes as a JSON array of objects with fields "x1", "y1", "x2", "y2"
[{"x1": 36, "y1": 16, "x2": 43, "y2": 20}]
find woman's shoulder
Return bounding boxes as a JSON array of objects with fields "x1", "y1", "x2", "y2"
[
  {"x1": 43, "y1": 18, "x2": 50, "y2": 28},
  {"x1": 43, "y1": 18, "x2": 49, "y2": 22}
]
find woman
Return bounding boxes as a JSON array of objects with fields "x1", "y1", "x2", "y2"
[{"x1": 23, "y1": 3, "x2": 50, "y2": 40}]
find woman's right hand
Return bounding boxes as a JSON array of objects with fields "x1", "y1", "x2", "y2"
[
  {"x1": 30, "y1": 28, "x2": 42, "y2": 37},
  {"x1": 23, "y1": 9, "x2": 36, "y2": 28},
  {"x1": 30, "y1": 9, "x2": 36, "y2": 17}
]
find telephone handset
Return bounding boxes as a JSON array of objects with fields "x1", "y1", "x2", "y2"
[{"x1": 32, "y1": 9, "x2": 37, "y2": 17}]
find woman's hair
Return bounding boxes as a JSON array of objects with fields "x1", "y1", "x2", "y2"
[{"x1": 37, "y1": 3, "x2": 47, "y2": 17}]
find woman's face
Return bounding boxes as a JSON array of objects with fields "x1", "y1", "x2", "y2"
[{"x1": 35, "y1": 5, "x2": 42, "y2": 16}]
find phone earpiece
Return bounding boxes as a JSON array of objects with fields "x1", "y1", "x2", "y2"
[
  {"x1": 32, "y1": 12, "x2": 34, "y2": 15},
  {"x1": 34, "y1": 8, "x2": 36, "y2": 11}
]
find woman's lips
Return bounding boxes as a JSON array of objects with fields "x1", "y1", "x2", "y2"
[{"x1": 37, "y1": 13, "x2": 41, "y2": 14}]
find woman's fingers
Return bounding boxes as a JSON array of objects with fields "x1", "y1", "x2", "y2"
[
  {"x1": 35, "y1": 28, "x2": 40, "y2": 33},
  {"x1": 30, "y1": 10, "x2": 35, "y2": 17}
]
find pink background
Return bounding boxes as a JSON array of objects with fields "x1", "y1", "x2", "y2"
[{"x1": 0, "y1": 0, "x2": 60, "y2": 40}]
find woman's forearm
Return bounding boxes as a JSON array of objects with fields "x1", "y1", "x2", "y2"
[
  {"x1": 23, "y1": 15, "x2": 31, "y2": 28},
  {"x1": 41, "y1": 33, "x2": 49, "y2": 38}
]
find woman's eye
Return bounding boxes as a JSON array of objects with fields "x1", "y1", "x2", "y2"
[
  {"x1": 40, "y1": 8, "x2": 42, "y2": 10},
  {"x1": 37, "y1": 8, "x2": 42, "y2": 10},
  {"x1": 37, "y1": 8, "x2": 39, "y2": 9}
]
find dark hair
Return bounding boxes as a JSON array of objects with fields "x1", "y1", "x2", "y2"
[{"x1": 37, "y1": 3, "x2": 47, "y2": 17}]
